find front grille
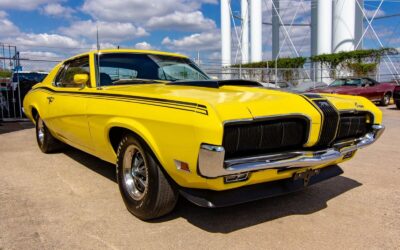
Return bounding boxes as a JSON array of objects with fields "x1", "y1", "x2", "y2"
[
  {"x1": 336, "y1": 113, "x2": 371, "y2": 141},
  {"x1": 313, "y1": 100, "x2": 340, "y2": 147},
  {"x1": 223, "y1": 118, "x2": 308, "y2": 159}
]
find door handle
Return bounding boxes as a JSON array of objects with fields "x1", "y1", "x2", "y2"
[{"x1": 47, "y1": 96, "x2": 54, "y2": 104}]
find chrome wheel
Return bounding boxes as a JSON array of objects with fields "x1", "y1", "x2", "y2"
[
  {"x1": 384, "y1": 94, "x2": 390, "y2": 105},
  {"x1": 37, "y1": 118, "x2": 45, "y2": 145},
  {"x1": 122, "y1": 145, "x2": 148, "y2": 200}
]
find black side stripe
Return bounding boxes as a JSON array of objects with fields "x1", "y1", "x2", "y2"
[{"x1": 32, "y1": 86, "x2": 208, "y2": 115}]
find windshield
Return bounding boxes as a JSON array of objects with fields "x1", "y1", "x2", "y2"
[
  {"x1": 12, "y1": 73, "x2": 47, "y2": 83},
  {"x1": 330, "y1": 79, "x2": 361, "y2": 87},
  {"x1": 97, "y1": 53, "x2": 209, "y2": 86}
]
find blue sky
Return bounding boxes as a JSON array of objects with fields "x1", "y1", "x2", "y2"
[{"x1": 0, "y1": 0, "x2": 400, "y2": 70}]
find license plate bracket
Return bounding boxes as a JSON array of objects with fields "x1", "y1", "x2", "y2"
[{"x1": 293, "y1": 168, "x2": 321, "y2": 187}]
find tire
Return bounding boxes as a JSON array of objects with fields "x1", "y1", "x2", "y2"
[
  {"x1": 35, "y1": 115, "x2": 63, "y2": 153},
  {"x1": 116, "y1": 134, "x2": 178, "y2": 220},
  {"x1": 380, "y1": 93, "x2": 391, "y2": 106},
  {"x1": 396, "y1": 100, "x2": 400, "y2": 109}
]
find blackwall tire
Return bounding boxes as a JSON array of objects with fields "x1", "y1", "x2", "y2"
[
  {"x1": 35, "y1": 115, "x2": 63, "y2": 153},
  {"x1": 116, "y1": 134, "x2": 178, "y2": 220},
  {"x1": 395, "y1": 100, "x2": 400, "y2": 109}
]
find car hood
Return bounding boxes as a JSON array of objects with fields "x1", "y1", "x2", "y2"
[
  {"x1": 101, "y1": 83, "x2": 381, "y2": 123},
  {"x1": 310, "y1": 86, "x2": 355, "y2": 94}
]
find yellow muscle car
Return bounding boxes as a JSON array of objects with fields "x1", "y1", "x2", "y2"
[{"x1": 23, "y1": 49, "x2": 385, "y2": 220}]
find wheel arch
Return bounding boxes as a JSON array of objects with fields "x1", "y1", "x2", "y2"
[
  {"x1": 29, "y1": 105, "x2": 39, "y2": 123},
  {"x1": 105, "y1": 120, "x2": 165, "y2": 169}
]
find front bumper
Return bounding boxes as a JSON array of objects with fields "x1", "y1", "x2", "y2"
[
  {"x1": 181, "y1": 164, "x2": 344, "y2": 207},
  {"x1": 198, "y1": 124, "x2": 385, "y2": 178}
]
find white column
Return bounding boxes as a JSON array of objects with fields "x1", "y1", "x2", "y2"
[
  {"x1": 250, "y1": 0, "x2": 262, "y2": 62},
  {"x1": 332, "y1": 0, "x2": 356, "y2": 52},
  {"x1": 272, "y1": 0, "x2": 280, "y2": 59},
  {"x1": 221, "y1": 0, "x2": 231, "y2": 67},
  {"x1": 241, "y1": 0, "x2": 249, "y2": 64},
  {"x1": 355, "y1": 0, "x2": 364, "y2": 49},
  {"x1": 311, "y1": 0, "x2": 332, "y2": 82}
]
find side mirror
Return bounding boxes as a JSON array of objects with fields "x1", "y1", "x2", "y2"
[{"x1": 73, "y1": 74, "x2": 89, "y2": 85}]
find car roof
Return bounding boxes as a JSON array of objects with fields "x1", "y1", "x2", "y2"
[
  {"x1": 14, "y1": 71, "x2": 48, "y2": 74},
  {"x1": 66, "y1": 49, "x2": 188, "y2": 62}
]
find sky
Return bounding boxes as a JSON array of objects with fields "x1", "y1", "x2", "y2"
[{"x1": 0, "y1": 0, "x2": 400, "y2": 71}]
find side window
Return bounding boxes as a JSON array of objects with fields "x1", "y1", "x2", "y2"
[
  {"x1": 55, "y1": 57, "x2": 90, "y2": 87},
  {"x1": 363, "y1": 78, "x2": 374, "y2": 87}
]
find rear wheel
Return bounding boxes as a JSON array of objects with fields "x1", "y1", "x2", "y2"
[
  {"x1": 380, "y1": 93, "x2": 391, "y2": 106},
  {"x1": 35, "y1": 115, "x2": 63, "y2": 153},
  {"x1": 395, "y1": 100, "x2": 400, "y2": 109},
  {"x1": 116, "y1": 134, "x2": 178, "y2": 220}
]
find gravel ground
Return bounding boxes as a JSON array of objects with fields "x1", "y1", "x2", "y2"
[{"x1": 0, "y1": 107, "x2": 399, "y2": 249}]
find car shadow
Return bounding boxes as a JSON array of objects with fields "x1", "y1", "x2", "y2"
[
  {"x1": 61, "y1": 146, "x2": 361, "y2": 233},
  {"x1": 62, "y1": 147, "x2": 117, "y2": 183},
  {"x1": 0, "y1": 121, "x2": 34, "y2": 135},
  {"x1": 154, "y1": 175, "x2": 361, "y2": 233}
]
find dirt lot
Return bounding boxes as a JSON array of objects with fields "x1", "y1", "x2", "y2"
[{"x1": 1, "y1": 107, "x2": 399, "y2": 249}]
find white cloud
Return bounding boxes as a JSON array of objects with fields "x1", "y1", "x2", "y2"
[
  {"x1": 82, "y1": 0, "x2": 214, "y2": 23},
  {"x1": 162, "y1": 30, "x2": 220, "y2": 51},
  {"x1": 13, "y1": 33, "x2": 84, "y2": 50},
  {"x1": 147, "y1": 11, "x2": 216, "y2": 31},
  {"x1": 0, "y1": 0, "x2": 57, "y2": 10},
  {"x1": 19, "y1": 51, "x2": 61, "y2": 59},
  {"x1": 0, "y1": 10, "x2": 7, "y2": 18},
  {"x1": 134, "y1": 42, "x2": 154, "y2": 50},
  {"x1": 0, "y1": 11, "x2": 20, "y2": 37},
  {"x1": 42, "y1": 3, "x2": 75, "y2": 18},
  {"x1": 364, "y1": 8, "x2": 385, "y2": 19},
  {"x1": 59, "y1": 20, "x2": 148, "y2": 42}
]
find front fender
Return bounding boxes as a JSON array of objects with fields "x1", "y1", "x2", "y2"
[{"x1": 103, "y1": 117, "x2": 164, "y2": 166}]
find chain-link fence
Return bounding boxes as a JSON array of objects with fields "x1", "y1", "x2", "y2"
[
  {"x1": 0, "y1": 56, "x2": 61, "y2": 121},
  {"x1": 203, "y1": 58, "x2": 400, "y2": 86}
]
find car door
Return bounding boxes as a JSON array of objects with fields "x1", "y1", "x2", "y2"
[
  {"x1": 359, "y1": 78, "x2": 380, "y2": 101},
  {"x1": 46, "y1": 56, "x2": 94, "y2": 151}
]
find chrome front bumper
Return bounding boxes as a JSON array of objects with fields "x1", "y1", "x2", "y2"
[{"x1": 198, "y1": 124, "x2": 385, "y2": 178}]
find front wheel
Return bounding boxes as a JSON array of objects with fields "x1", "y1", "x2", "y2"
[
  {"x1": 395, "y1": 100, "x2": 400, "y2": 109},
  {"x1": 116, "y1": 134, "x2": 178, "y2": 220},
  {"x1": 380, "y1": 93, "x2": 391, "y2": 106}
]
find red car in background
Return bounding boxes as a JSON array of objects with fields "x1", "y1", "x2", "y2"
[
  {"x1": 309, "y1": 77, "x2": 396, "y2": 106},
  {"x1": 394, "y1": 85, "x2": 400, "y2": 109}
]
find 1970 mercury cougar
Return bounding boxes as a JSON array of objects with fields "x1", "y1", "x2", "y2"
[{"x1": 23, "y1": 49, "x2": 385, "y2": 220}]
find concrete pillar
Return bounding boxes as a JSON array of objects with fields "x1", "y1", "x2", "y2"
[
  {"x1": 355, "y1": 0, "x2": 364, "y2": 49},
  {"x1": 221, "y1": 0, "x2": 231, "y2": 67},
  {"x1": 272, "y1": 0, "x2": 280, "y2": 59},
  {"x1": 250, "y1": 0, "x2": 262, "y2": 62},
  {"x1": 332, "y1": 0, "x2": 356, "y2": 52},
  {"x1": 241, "y1": 0, "x2": 249, "y2": 64},
  {"x1": 311, "y1": 0, "x2": 333, "y2": 82}
]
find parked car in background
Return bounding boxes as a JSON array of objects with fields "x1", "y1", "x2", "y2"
[
  {"x1": 11, "y1": 71, "x2": 48, "y2": 93},
  {"x1": 23, "y1": 49, "x2": 385, "y2": 220},
  {"x1": 394, "y1": 85, "x2": 400, "y2": 109},
  {"x1": 260, "y1": 80, "x2": 293, "y2": 89},
  {"x1": 309, "y1": 77, "x2": 396, "y2": 106},
  {"x1": 291, "y1": 81, "x2": 328, "y2": 92},
  {"x1": 9, "y1": 71, "x2": 48, "y2": 118}
]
